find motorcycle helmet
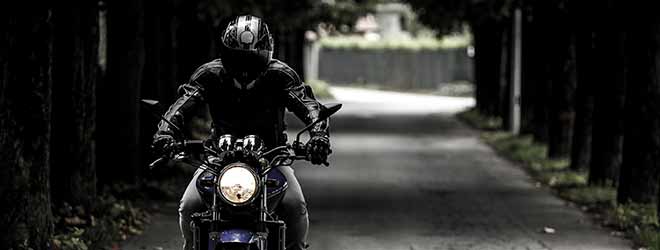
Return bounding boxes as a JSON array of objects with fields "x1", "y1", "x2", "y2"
[{"x1": 219, "y1": 15, "x2": 274, "y2": 88}]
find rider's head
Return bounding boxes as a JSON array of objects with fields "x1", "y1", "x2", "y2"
[{"x1": 219, "y1": 15, "x2": 274, "y2": 88}]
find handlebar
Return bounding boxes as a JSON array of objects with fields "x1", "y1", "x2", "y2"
[{"x1": 149, "y1": 139, "x2": 328, "y2": 169}]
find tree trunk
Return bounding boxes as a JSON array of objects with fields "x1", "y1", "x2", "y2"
[
  {"x1": 99, "y1": 0, "x2": 146, "y2": 184},
  {"x1": 617, "y1": 6, "x2": 660, "y2": 204},
  {"x1": 0, "y1": 8, "x2": 54, "y2": 249},
  {"x1": 529, "y1": 3, "x2": 553, "y2": 143},
  {"x1": 499, "y1": 19, "x2": 512, "y2": 130},
  {"x1": 520, "y1": 6, "x2": 540, "y2": 135},
  {"x1": 472, "y1": 19, "x2": 502, "y2": 118},
  {"x1": 588, "y1": 1, "x2": 626, "y2": 186},
  {"x1": 546, "y1": 4, "x2": 577, "y2": 159},
  {"x1": 570, "y1": 1, "x2": 596, "y2": 171},
  {"x1": 50, "y1": 3, "x2": 99, "y2": 209}
]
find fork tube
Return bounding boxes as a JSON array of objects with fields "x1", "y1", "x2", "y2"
[
  {"x1": 261, "y1": 176, "x2": 267, "y2": 222},
  {"x1": 213, "y1": 183, "x2": 219, "y2": 221}
]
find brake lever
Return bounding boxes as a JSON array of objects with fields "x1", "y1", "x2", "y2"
[{"x1": 149, "y1": 156, "x2": 168, "y2": 170}]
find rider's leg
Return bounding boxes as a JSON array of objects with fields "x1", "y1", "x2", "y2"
[
  {"x1": 278, "y1": 165, "x2": 309, "y2": 250},
  {"x1": 179, "y1": 169, "x2": 205, "y2": 250}
]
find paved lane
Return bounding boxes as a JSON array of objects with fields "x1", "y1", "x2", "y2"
[{"x1": 123, "y1": 87, "x2": 630, "y2": 250}]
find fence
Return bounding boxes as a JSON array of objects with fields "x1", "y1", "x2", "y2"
[{"x1": 318, "y1": 48, "x2": 473, "y2": 90}]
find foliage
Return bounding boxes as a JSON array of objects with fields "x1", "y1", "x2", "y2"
[
  {"x1": 404, "y1": 0, "x2": 515, "y2": 36},
  {"x1": 195, "y1": 0, "x2": 376, "y2": 31},
  {"x1": 558, "y1": 186, "x2": 615, "y2": 205},
  {"x1": 319, "y1": 33, "x2": 471, "y2": 50},
  {"x1": 306, "y1": 79, "x2": 335, "y2": 99},
  {"x1": 49, "y1": 182, "x2": 178, "y2": 250},
  {"x1": 457, "y1": 108, "x2": 502, "y2": 130}
]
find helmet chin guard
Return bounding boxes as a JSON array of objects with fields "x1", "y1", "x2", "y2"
[{"x1": 220, "y1": 15, "x2": 273, "y2": 86}]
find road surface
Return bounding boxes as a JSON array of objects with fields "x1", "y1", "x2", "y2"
[{"x1": 122, "y1": 87, "x2": 631, "y2": 250}]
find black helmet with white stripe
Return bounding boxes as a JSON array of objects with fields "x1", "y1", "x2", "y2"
[{"x1": 220, "y1": 15, "x2": 274, "y2": 86}]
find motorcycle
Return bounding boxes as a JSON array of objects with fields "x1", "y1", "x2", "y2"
[{"x1": 142, "y1": 99, "x2": 341, "y2": 250}]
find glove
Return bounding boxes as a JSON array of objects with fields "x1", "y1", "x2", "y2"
[
  {"x1": 307, "y1": 135, "x2": 331, "y2": 165},
  {"x1": 152, "y1": 134, "x2": 176, "y2": 157}
]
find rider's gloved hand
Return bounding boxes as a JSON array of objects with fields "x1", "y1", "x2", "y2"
[
  {"x1": 152, "y1": 134, "x2": 176, "y2": 157},
  {"x1": 307, "y1": 135, "x2": 331, "y2": 165}
]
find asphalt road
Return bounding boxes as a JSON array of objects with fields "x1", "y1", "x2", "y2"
[{"x1": 123, "y1": 87, "x2": 631, "y2": 250}]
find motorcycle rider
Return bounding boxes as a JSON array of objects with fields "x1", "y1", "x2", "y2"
[{"x1": 151, "y1": 15, "x2": 331, "y2": 250}]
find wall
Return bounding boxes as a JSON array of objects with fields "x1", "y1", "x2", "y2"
[{"x1": 318, "y1": 48, "x2": 473, "y2": 90}]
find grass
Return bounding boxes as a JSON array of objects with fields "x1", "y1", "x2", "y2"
[
  {"x1": 458, "y1": 108, "x2": 660, "y2": 250},
  {"x1": 306, "y1": 79, "x2": 334, "y2": 100}
]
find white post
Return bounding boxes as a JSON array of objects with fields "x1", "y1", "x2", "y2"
[{"x1": 510, "y1": 8, "x2": 522, "y2": 135}]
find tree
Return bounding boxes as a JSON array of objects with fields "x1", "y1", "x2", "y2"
[
  {"x1": 569, "y1": 0, "x2": 596, "y2": 171},
  {"x1": 544, "y1": 1, "x2": 576, "y2": 159},
  {"x1": 0, "y1": 7, "x2": 54, "y2": 249},
  {"x1": 617, "y1": 3, "x2": 660, "y2": 204},
  {"x1": 50, "y1": 2, "x2": 99, "y2": 209},
  {"x1": 98, "y1": 0, "x2": 146, "y2": 184},
  {"x1": 588, "y1": 0, "x2": 626, "y2": 186}
]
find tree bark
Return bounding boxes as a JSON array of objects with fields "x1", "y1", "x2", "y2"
[
  {"x1": 528, "y1": 3, "x2": 553, "y2": 143},
  {"x1": 570, "y1": 1, "x2": 595, "y2": 171},
  {"x1": 499, "y1": 19, "x2": 512, "y2": 130},
  {"x1": 471, "y1": 19, "x2": 502, "y2": 118},
  {"x1": 617, "y1": 6, "x2": 660, "y2": 203},
  {"x1": 99, "y1": 0, "x2": 146, "y2": 183},
  {"x1": 0, "y1": 7, "x2": 54, "y2": 249},
  {"x1": 588, "y1": 1, "x2": 626, "y2": 186},
  {"x1": 50, "y1": 2, "x2": 99, "y2": 208},
  {"x1": 520, "y1": 6, "x2": 541, "y2": 135},
  {"x1": 546, "y1": 4, "x2": 577, "y2": 159}
]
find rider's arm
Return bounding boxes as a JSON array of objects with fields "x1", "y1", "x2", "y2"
[
  {"x1": 154, "y1": 63, "x2": 214, "y2": 138},
  {"x1": 279, "y1": 65, "x2": 329, "y2": 138}
]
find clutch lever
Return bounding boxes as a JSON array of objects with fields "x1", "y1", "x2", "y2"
[{"x1": 149, "y1": 156, "x2": 168, "y2": 169}]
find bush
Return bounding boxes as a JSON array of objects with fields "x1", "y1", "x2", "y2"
[{"x1": 306, "y1": 79, "x2": 334, "y2": 100}]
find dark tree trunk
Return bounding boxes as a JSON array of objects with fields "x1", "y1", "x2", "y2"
[
  {"x1": 546, "y1": 4, "x2": 577, "y2": 159},
  {"x1": 617, "y1": 6, "x2": 660, "y2": 204},
  {"x1": 588, "y1": 1, "x2": 626, "y2": 186},
  {"x1": 50, "y1": 2, "x2": 99, "y2": 209},
  {"x1": 142, "y1": 0, "x2": 179, "y2": 171},
  {"x1": 520, "y1": 6, "x2": 541, "y2": 135},
  {"x1": 173, "y1": 1, "x2": 216, "y2": 84},
  {"x1": 570, "y1": 1, "x2": 596, "y2": 171},
  {"x1": 143, "y1": 0, "x2": 178, "y2": 103},
  {"x1": 0, "y1": 8, "x2": 54, "y2": 249},
  {"x1": 99, "y1": 0, "x2": 146, "y2": 184},
  {"x1": 499, "y1": 19, "x2": 512, "y2": 130},
  {"x1": 471, "y1": 19, "x2": 502, "y2": 118},
  {"x1": 529, "y1": 3, "x2": 553, "y2": 143},
  {"x1": 570, "y1": 33, "x2": 594, "y2": 170}
]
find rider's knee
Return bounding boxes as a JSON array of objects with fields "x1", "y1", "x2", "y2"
[
  {"x1": 283, "y1": 199, "x2": 308, "y2": 216},
  {"x1": 179, "y1": 194, "x2": 198, "y2": 216}
]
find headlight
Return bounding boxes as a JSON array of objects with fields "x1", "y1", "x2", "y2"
[{"x1": 218, "y1": 164, "x2": 259, "y2": 205}]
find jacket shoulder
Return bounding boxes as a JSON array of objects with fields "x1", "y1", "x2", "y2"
[
  {"x1": 190, "y1": 59, "x2": 226, "y2": 83},
  {"x1": 266, "y1": 59, "x2": 302, "y2": 85}
]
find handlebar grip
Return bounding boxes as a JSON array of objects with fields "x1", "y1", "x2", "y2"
[{"x1": 149, "y1": 157, "x2": 168, "y2": 169}]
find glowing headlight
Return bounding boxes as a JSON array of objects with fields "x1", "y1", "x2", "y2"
[{"x1": 218, "y1": 164, "x2": 259, "y2": 205}]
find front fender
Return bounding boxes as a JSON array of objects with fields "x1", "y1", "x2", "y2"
[{"x1": 209, "y1": 229, "x2": 265, "y2": 250}]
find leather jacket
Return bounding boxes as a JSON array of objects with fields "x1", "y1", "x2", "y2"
[{"x1": 155, "y1": 58, "x2": 329, "y2": 148}]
